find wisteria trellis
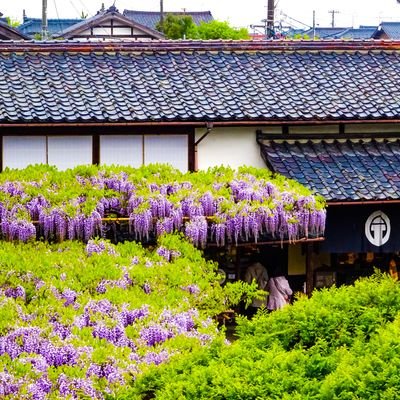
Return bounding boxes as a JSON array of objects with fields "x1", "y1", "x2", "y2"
[
  {"x1": 0, "y1": 235, "x2": 228, "y2": 399},
  {"x1": 0, "y1": 165, "x2": 326, "y2": 246}
]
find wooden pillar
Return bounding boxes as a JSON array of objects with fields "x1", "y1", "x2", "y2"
[
  {"x1": 0, "y1": 135, "x2": 2, "y2": 172},
  {"x1": 92, "y1": 134, "x2": 100, "y2": 165},
  {"x1": 188, "y1": 130, "x2": 195, "y2": 172}
]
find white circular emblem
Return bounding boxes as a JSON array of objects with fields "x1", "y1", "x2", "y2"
[{"x1": 365, "y1": 211, "x2": 391, "y2": 247}]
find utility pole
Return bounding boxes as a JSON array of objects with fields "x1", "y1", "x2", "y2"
[
  {"x1": 312, "y1": 10, "x2": 316, "y2": 40},
  {"x1": 328, "y1": 10, "x2": 339, "y2": 28},
  {"x1": 267, "y1": 0, "x2": 275, "y2": 38},
  {"x1": 159, "y1": 0, "x2": 164, "y2": 33},
  {"x1": 42, "y1": 0, "x2": 48, "y2": 40}
]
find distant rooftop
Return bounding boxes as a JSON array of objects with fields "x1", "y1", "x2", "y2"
[
  {"x1": 17, "y1": 17, "x2": 84, "y2": 38},
  {"x1": 123, "y1": 10, "x2": 213, "y2": 31},
  {"x1": 288, "y1": 26, "x2": 376, "y2": 40},
  {"x1": 373, "y1": 22, "x2": 400, "y2": 39}
]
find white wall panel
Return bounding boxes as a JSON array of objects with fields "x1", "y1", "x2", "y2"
[
  {"x1": 144, "y1": 135, "x2": 188, "y2": 172},
  {"x1": 195, "y1": 127, "x2": 265, "y2": 170},
  {"x1": 100, "y1": 135, "x2": 142, "y2": 166},
  {"x1": 48, "y1": 136, "x2": 92, "y2": 170},
  {"x1": 3, "y1": 136, "x2": 46, "y2": 169}
]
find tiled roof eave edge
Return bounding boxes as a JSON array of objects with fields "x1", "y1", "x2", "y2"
[
  {"x1": 328, "y1": 199, "x2": 400, "y2": 206},
  {"x1": 2, "y1": 118, "x2": 400, "y2": 127},
  {"x1": 2, "y1": 39, "x2": 400, "y2": 53}
]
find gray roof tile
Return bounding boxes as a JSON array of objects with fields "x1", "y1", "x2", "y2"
[
  {"x1": 261, "y1": 139, "x2": 400, "y2": 201},
  {"x1": 0, "y1": 41, "x2": 400, "y2": 123}
]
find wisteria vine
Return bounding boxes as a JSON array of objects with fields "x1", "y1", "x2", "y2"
[
  {"x1": 0, "y1": 236, "x2": 228, "y2": 399},
  {"x1": 0, "y1": 165, "x2": 326, "y2": 247}
]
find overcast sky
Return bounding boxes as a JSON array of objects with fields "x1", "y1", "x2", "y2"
[{"x1": 2, "y1": 0, "x2": 400, "y2": 30}]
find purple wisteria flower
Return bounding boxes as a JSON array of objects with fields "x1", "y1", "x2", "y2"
[
  {"x1": 143, "y1": 350, "x2": 170, "y2": 365},
  {"x1": 52, "y1": 322, "x2": 71, "y2": 340},
  {"x1": 182, "y1": 284, "x2": 201, "y2": 295},
  {"x1": 0, "y1": 371, "x2": 20, "y2": 396},
  {"x1": 58, "y1": 374, "x2": 103, "y2": 399},
  {"x1": 156, "y1": 246, "x2": 171, "y2": 261},
  {"x1": 140, "y1": 325, "x2": 171, "y2": 346},
  {"x1": 118, "y1": 305, "x2": 149, "y2": 327},
  {"x1": 61, "y1": 288, "x2": 77, "y2": 307},
  {"x1": 92, "y1": 323, "x2": 134, "y2": 348},
  {"x1": 4, "y1": 285, "x2": 26, "y2": 300},
  {"x1": 87, "y1": 362, "x2": 125, "y2": 384},
  {"x1": 1, "y1": 219, "x2": 36, "y2": 242},
  {"x1": 0, "y1": 327, "x2": 79, "y2": 367},
  {"x1": 142, "y1": 283, "x2": 151, "y2": 294},
  {"x1": 131, "y1": 256, "x2": 140, "y2": 265},
  {"x1": 160, "y1": 309, "x2": 197, "y2": 333},
  {"x1": 28, "y1": 376, "x2": 52, "y2": 400},
  {"x1": 185, "y1": 216, "x2": 208, "y2": 248},
  {"x1": 86, "y1": 240, "x2": 117, "y2": 256}
]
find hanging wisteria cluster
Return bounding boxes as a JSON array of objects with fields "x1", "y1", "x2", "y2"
[
  {"x1": 0, "y1": 165, "x2": 326, "y2": 246},
  {"x1": 0, "y1": 235, "x2": 228, "y2": 399}
]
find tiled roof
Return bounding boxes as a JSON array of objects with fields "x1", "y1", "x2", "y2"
[
  {"x1": 336, "y1": 27, "x2": 376, "y2": 39},
  {"x1": 17, "y1": 18, "x2": 84, "y2": 38},
  {"x1": 1, "y1": 40, "x2": 400, "y2": 123},
  {"x1": 123, "y1": 10, "x2": 213, "y2": 30},
  {"x1": 373, "y1": 22, "x2": 400, "y2": 39},
  {"x1": 303, "y1": 27, "x2": 351, "y2": 39},
  {"x1": 0, "y1": 21, "x2": 29, "y2": 40},
  {"x1": 288, "y1": 27, "x2": 376, "y2": 40},
  {"x1": 58, "y1": 6, "x2": 164, "y2": 39},
  {"x1": 260, "y1": 139, "x2": 400, "y2": 201}
]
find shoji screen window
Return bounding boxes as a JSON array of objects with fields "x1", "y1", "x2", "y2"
[
  {"x1": 3, "y1": 136, "x2": 46, "y2": 169},
  {"x1": 100, "y1": 135, "x2": 142, "y2": 167},
  {"x1": 47, "y1": 136, "x2": 92, "y2": 170},
  {"x1": 144, "y1": 135, "x2": 188, "y2": 172}
]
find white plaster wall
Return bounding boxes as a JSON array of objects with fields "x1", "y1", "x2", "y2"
[
  {"x1": 195, "y1": 127, "x2": 266, "y2": 170},
  {"x1": 113, "y1": 27, "x2": 134, "y2": 36},
  {"x1": 92, "y1": 27, "x2": 112, "y2": 35}
]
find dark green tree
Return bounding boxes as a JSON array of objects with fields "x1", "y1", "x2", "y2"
[{"x1": 156, "y1": 14, "x2": 198, "y2": 39}]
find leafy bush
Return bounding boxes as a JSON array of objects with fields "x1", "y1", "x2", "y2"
[{"x1": 130, "y1": 273, "x2": 400, "y2": 399}]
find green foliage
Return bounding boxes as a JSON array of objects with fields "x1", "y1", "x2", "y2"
[
  {"x1": 291, "y1": 33, "x2": 312, "y2": 39},
  {"x1": 5, "y1": 16, "x2": 20, "y2": 28},
  {"x1": 130, "y1": 273, "x2": 400, "y2": 399},
  {"x1": 158, "y1": 15, "x2": 250, "y2": 40},
  {"x1": 197, "y1": 20, "x2": 250, "y2": 40},
  {"x1": 156, "y1": 14, "x2": 198, "y2": 39}
]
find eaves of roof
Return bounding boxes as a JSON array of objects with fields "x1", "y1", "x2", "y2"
[{"x1": 1, "y1": 38, "x2": 400, "y2": 53}]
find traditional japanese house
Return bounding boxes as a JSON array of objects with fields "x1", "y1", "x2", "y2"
[
  {"x1": 0, "y1": 39, "x2": 400, "y2": 291},
  {"x1": 56, "y1": 5, "x2": 164, "y2": 41},
  {"x1": 372, "y1": 22, "x2": 400, "y2": 39}
]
